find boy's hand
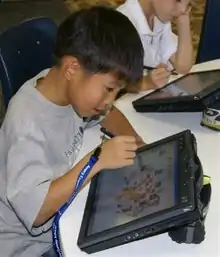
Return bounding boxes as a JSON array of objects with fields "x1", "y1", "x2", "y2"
[
  {"x1": 142, "y1": 63, "x2": 170, "y2": 90},
  {"x1": 176, "y1": 4, "x2": 191, "y2": 25},
  {"x1": 171, "y1": 2, "x2": 193, "y2": 74},
  {"x1": 98, "y1": 136, "x2": 138, "y2": 170}
]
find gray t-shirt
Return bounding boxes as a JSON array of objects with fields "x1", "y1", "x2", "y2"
[{"x1": 0, "y1": 69, "x2": 103, "y2": 257}]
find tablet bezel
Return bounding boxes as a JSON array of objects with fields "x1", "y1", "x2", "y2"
[
  {"x1": 132, "y1": 69, "x2": 220, "y2": 108},
  {"x1": 77, "y1": 130, "x2": 197, "y2": 249}
]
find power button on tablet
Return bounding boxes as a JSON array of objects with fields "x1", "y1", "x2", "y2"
[
  {"x1": 134, "y1": 233, "x2": 139, "y2": 239},
  {"x1": 125, "y1": 235, "x2": 132, "y2": 241}
]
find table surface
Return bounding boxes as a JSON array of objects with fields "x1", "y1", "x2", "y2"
[{"x1": 60, "y1": 60, "x2": 220, "y2": 257}]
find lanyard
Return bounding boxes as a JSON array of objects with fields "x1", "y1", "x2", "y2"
[{"x1": 52, "y1": 154, "x2": 99, "y2": 257}]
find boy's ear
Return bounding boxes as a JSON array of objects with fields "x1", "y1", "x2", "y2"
[{"x1": 62, "y1": 56, "x2": 81, "y2": 80}]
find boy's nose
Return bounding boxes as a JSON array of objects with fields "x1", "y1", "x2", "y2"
[{"x1": 104, "y1": 92, "x2": 117, "y2": 105}]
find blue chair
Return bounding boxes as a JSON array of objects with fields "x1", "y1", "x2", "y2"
[
  {"x1": 0, "y1": 17, "x2": 57, "y2": 108},
  {"x1": 196, "y1": 0, "x2": 220, "y2": 63}
]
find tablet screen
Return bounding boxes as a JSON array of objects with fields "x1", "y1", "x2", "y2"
[
  {"x1": 86, "y1": 141, "x2": 178, "y2": 236},
  {"x1": 144, "y1": 70, "x2": 220, "y2": 100}
]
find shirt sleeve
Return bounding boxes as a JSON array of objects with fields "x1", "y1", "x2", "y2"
[
  {"x1": 5, "y1": 121, "x2": 54, "y2": 236},
  {"x1": 160, "y1": 23, "x2": 178, "y2": 63}
]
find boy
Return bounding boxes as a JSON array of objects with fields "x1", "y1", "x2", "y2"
[
  {"x1": 0, "y1": 7, "x2": 144, "y2": 257},
  {"x1": 117, "y1": 0, "x2": 193, "y2": 91}
]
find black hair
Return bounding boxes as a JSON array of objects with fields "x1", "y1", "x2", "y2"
[{"x1": 54, "y1": 6, "x2": 144, "y2": 85}]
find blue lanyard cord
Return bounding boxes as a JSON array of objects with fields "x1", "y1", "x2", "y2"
[{"x1": 52, "y1": 155, "x2": 98, "y2": 257}]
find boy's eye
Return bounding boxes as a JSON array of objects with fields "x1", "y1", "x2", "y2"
[{"x1": 106, "y1": 87, "x2": 114, "y2": 92}]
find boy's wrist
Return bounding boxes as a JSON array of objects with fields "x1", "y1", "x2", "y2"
[
  {"x1": 177, "y1": 14, "x2": 190, "y2": 27},
  {"x1": 176, "y1": 16, "x2": 191, "y2": 37}
]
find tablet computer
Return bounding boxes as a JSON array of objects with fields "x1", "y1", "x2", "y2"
[
  {"x1": 132, "y1": 70, "x2": 220, "y2": 112},
  {"x1": 77, "y1": 130, "x2": 201, "y2": 254}
]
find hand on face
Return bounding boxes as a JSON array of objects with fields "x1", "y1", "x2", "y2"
[
  {"x1": 152, "y1": 0, "x2": 192, "y2": 22},
  {"x1": 176, "y1": 0, "x2": 193, "y2": 23}
]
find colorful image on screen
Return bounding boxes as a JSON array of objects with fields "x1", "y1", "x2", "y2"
[{"x1": 87, "y1": 141, "x2": 178, "y2": 236}]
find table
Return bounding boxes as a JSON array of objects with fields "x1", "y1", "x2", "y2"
[{"x1": 60, "y1": 60, "x2": 220, "y2": 257}]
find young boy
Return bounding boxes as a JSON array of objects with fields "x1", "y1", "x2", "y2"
[
  {"x1": 0, "y1": 7, "x2": 144, "y2": 257},
  {"x1": 117, "y1": 0, "x2": 193, "y2": 91}
]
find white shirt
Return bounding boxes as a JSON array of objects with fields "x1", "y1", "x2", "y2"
[{"x1": 117, "y1": 0, "x2": 178, "y2": 68}]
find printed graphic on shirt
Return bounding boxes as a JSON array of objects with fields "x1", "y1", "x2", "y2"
[{"x1": 64, "y1": 126, "x2": 84, "y2": 161}]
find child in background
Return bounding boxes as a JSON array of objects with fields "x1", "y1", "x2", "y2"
[{"x1": 117, "y1": 0, "x2": 193, "y2": 91}]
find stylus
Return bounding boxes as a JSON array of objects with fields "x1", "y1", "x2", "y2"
[
  {"x1": 170, "y1": 70, "x2": 179, "y2": 75},
  {"x1": 143, "y1": 65, "x2": 178, "y2": 75},
  {"x1": 100, "y1": 127, "x2": 115, "y2": 139}
]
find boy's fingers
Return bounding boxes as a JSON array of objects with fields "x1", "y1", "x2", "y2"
[
  {"x1": 156, "y1": 63, "x2": 168, "y2": 69},
  {"x1": 120, "y1": 136, "x2": 136, "y2": 143},
  {"x1": 125, "y1": 151, "x2": 136, "y2": 159},
  {"x1": 152, "y1": 68, "x2": 165, "y2": 75},
  {"x1": 157, "y1": 71, "x2": 170, "y2": 78},
  {"x1": 153, "y1": 68, "x2": 170, "y2": 76},
  {"x1": 125, "y1": 143, "x2": 138, "y2": 152}
]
